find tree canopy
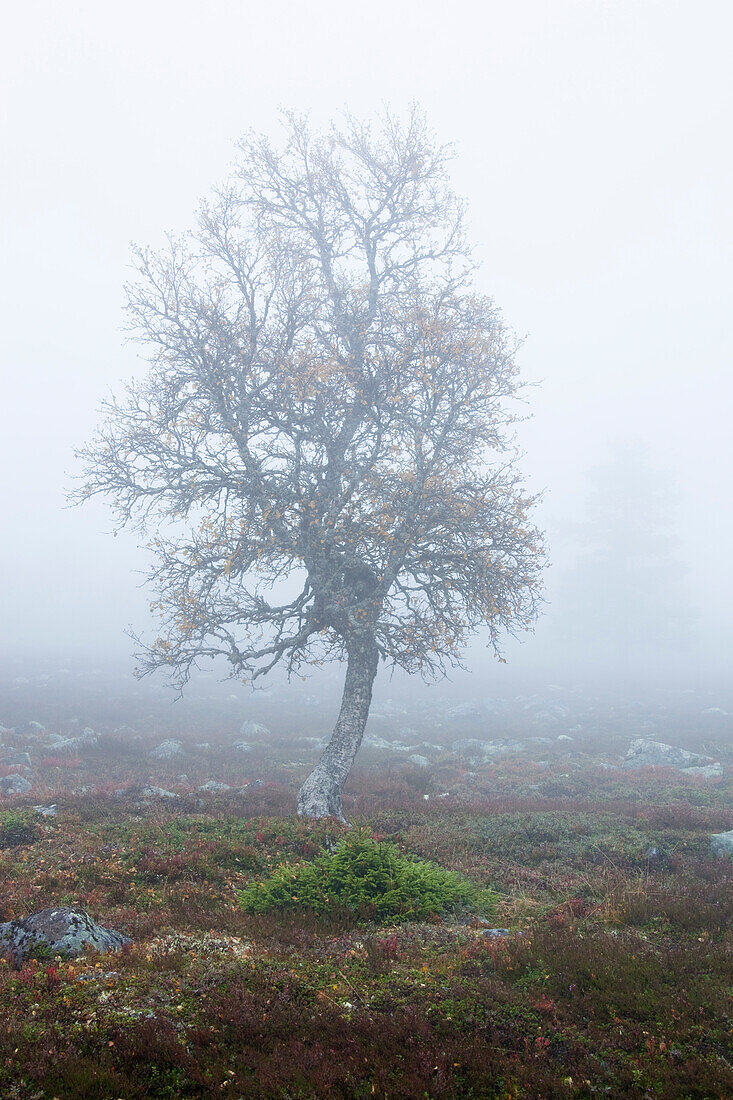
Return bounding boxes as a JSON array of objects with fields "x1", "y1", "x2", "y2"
[{"x1": 75, "y1": 108, "x2": 545, "y2": 818}]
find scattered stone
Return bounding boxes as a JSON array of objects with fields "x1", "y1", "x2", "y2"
[
  {"x1": 239, "y1": 720, "x2": 270, "y2": 738},
  {"x1": 0, "y1": 775, "x2": 32, "y2": 795},
  {"x1": 198, "y1": 780, "x2": 231, "y2": 791},
  {"x1": 0, "y1": 752, "x2": 31, "y2": 767},
  {"x1": 710, "y1": 830, "x2": 733, "y2": 857},
  {"x1": 33, "y1": 804, "x2": 57, "y2": 817},
  {"x1": 0, "y1": 907, "x2": 130, "y2": 960},
  {"x1": 447, "y1": 702, "x2": 482, "y2": 721},
  {"x1": 622, "y1": 738, "x2": 714, "y2": 771},
  {"x1": 149, "y1": 739, "x2": 183, "y2": 759},
  {"x1": 141, "y1": 786, "x2": 178, "y2": 800},
  {"x1": 481, "y1": 738, "x2": 525, "y2": 757}
]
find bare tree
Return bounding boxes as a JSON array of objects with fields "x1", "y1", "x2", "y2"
[{"x1": 74, "y1": 109, "x2": 545, "y2": 820}]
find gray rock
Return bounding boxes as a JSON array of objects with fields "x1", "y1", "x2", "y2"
[
  {"x1": 481, "y1": 738, "x2": 525, "y2": 757},
  {"x1": 232, "y1": 740, "x2": 251, "y2": 752},
  {"x1": 481, "y1": 928, "x2": 512, "y2": 938},
  {"x1": 447, "y1": 702, "x2": 482, "y2": 721},
  {"x1": 141, "y1": 785, "x2": 178, "y2": 799},
  {"x1": 33, "y1": 804, "x2": 57, "y2": 817},
  {"x1": 0, "y1": 775, "x2": 32, "y2": 795},
  {"x1": 0, "y1": 752, "x2": 31, "y2": 767},
  {"x1": 198, "y1": 780, "x2": 231, "y2": 791},
  {"x1": 622, "y1": 738, "x2": 714, "y2": 770},
  {"x1": 683, "y1": 764, "x2": 723, "y2": 778},
  {"x1": 239, "y1": 721, "x2": 270, "y2": 738},
  {"x1": 148, "y1": 739, "x2": 183, "y2": 759},
  {"x1": 408, "y1": 754, "x2": 430, "y2": 768},
  {"x1": 710, "y1": 830, "x2": 733, "y2": 857},
  {"x1": 557, "y1": 734, "x2": 574, "y2": 742},
  {"x1": 0, "y1": 907, "x2": 130, "y2": 960}
]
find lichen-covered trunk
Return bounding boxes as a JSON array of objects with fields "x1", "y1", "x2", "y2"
[{"x1": 297, "y1": 636, "x2": 379, "y2": 822}]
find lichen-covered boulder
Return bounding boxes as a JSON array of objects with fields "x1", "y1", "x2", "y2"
[
  {"x1": 149, "y1": 739, "x2": 183, "y2": 759},
  {"x1": 622, "y1": 739, "x2": 713, "y2": 770},
  {"x1": 239, "y1": 720, "x2": 270, "y2": 738},
  {"x1": 710, "y1": 830, "x2": 733, "y2": 857},
  {"x1": 0, "y1": 907, "x2": 131, "y2": 960},
  {"x1": 0, "y1": 774, "x2": 32, "y2": 795}
]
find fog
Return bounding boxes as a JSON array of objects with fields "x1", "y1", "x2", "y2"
[{"x1": 1, "y1": 0, "x2": 731, "y2": 705}]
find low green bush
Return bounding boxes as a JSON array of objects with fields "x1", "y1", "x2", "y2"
[
  {"x1": 238, "y1": 832, "x2": 496, "y2": 921},
  {"x1": 0, "y1": 809, "x2": 40, "y2": 848}
]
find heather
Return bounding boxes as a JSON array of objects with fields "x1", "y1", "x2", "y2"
[{"x1": 1, "y1": 717, "x2": 731, "y2": 1098}]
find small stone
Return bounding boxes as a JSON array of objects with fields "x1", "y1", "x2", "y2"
[
  {"x1": 239, "y1": 720, "x2": 270, "y2": 738},
  {"x1": 141, "y1": 786, "x2": 178, "y2": 799},
  {"x1": 198, "y1": 780, "x2": 231, "y2": 791},
  {"x1": 710, "y1": 830, "x2": 733, "y2": 857},
  {"x1": 148, "y1": 739, "x2": 183, "y2": 759},
  {"x1": 0, "y1": 775, "x2": 32, "y2": 795},
  {"x1": 33, "y1": 804, "x2": 57, "y2": 817},
  {"x1": 1, "y1": 752, "x2": 32, "y2": 767},
  {"x1": 0, "y1": 907, "x2": 130, "y2": 960}
]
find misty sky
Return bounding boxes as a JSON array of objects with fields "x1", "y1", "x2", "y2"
[{"x1": 1, "y1": 0, "x2": 731, "y2": 684}]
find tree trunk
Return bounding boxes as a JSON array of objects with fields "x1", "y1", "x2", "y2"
[{"x1": 297, "y1": 636, "x2": 379, "y2": 822}]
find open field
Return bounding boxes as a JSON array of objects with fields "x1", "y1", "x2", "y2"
[{"x1": 0, "y1": 670, "x2": 731, "y2": 1098}]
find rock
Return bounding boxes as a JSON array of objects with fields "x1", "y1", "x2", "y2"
[
  {"x1": 710, "y1": 830, "x2": 733, "y2": 857},
  {"x1": 0, "y1": 752, "x2": 31, "y2": 767},
  {"x1": 27, "y1": 721, "x2": 45, "y2": 733},
  {"x1": 622, "y1": 738, "x2": 714, "y2": 770},
  {"x1": 701, "y1": 707, "x2": 728, "y2": 717},
  {"x1": 481, "y1": 928, "x2": 511, "y2": 938},
  {"x1": 198, "y1": 780, "x2": 231, "y2": 792},
  {"x1": 239, "y1": 720, "x2": 270, "y2": 738},
  {"x1": 0, "y1": 775, "x2": 32, "y2": 795},
  {"x1": 149, "y1": 739, "x2": 183, "y2": 759},
  {"x1": 195, "y1": 742, "x2": 211, "y2": 750},
  {"x1": 408, "y1": 754, "x2": 430, "y2": 768},
  {"x1": 141, "y1": 786, "x2": 178, "y2": 799},
  {"x1": 447, "y1": 702, "x2": 482, "y2": 721},
  {"x1": 683, "y1": 764, "x2": 723, "y2": 778},
  {"x1": 557, "y1": 734, "x2": 574, "y2": 742},
  {"x1": 232, "y1": 740, "x2": 251, "y2": 752},
  {"x1": 0, "y1": 907, "x2": 130, "y2": 960},
  {"x1": 33, "y1": 804, "x2": 57, "y2": 817},
  {"x1": 481, "y1": 738, "x2": 525, "y2": 757}
]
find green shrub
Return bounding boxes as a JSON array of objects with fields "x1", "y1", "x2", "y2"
[
  {"x1": 238, "y1": 833, "x2": 496, "y2": 922},
  {"x1": 0, "y1": 809, "x2": 40, "y2": 848}
]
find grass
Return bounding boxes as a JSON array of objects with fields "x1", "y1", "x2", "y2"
[{"x1": 0, "y1": 746, "x2": 730, "y2": 1098}]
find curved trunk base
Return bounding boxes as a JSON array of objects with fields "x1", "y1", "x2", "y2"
[
  {"x1": 297, "y1": 636, "x2": 378, "y2": 822},
  {"x1": 297, "y1": 765, "x2": 348, "y2": 823}
]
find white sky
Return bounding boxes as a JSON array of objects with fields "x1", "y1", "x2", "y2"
[{"x1": 1, "y1": 0, "x2": 731, "y2": 677}]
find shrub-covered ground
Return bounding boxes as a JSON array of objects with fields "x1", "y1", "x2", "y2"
[{"x1": 0, "y1": 731, "x2": 731, "y2": 1100}]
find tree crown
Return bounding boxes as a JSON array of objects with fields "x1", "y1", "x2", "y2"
[{"x1": 75, "y1": 108, "x2": 544, "y2": 684}]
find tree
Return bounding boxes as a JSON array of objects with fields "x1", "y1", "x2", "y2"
[
  {"x1": 75, "y1": 109, "x2": 544, "y2": 820},
  {"x1": 548, "y1": 441, "x2": 691, "y2": 680}
]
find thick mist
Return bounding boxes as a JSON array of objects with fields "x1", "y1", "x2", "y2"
[{"x1": 1, "y1": 0, "x2": 731, "y2": 700}]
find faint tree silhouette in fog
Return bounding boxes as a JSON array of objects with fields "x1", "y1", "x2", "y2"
[{"x1": 553, "y1": 441, "x2": 692, "y2": 677}]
